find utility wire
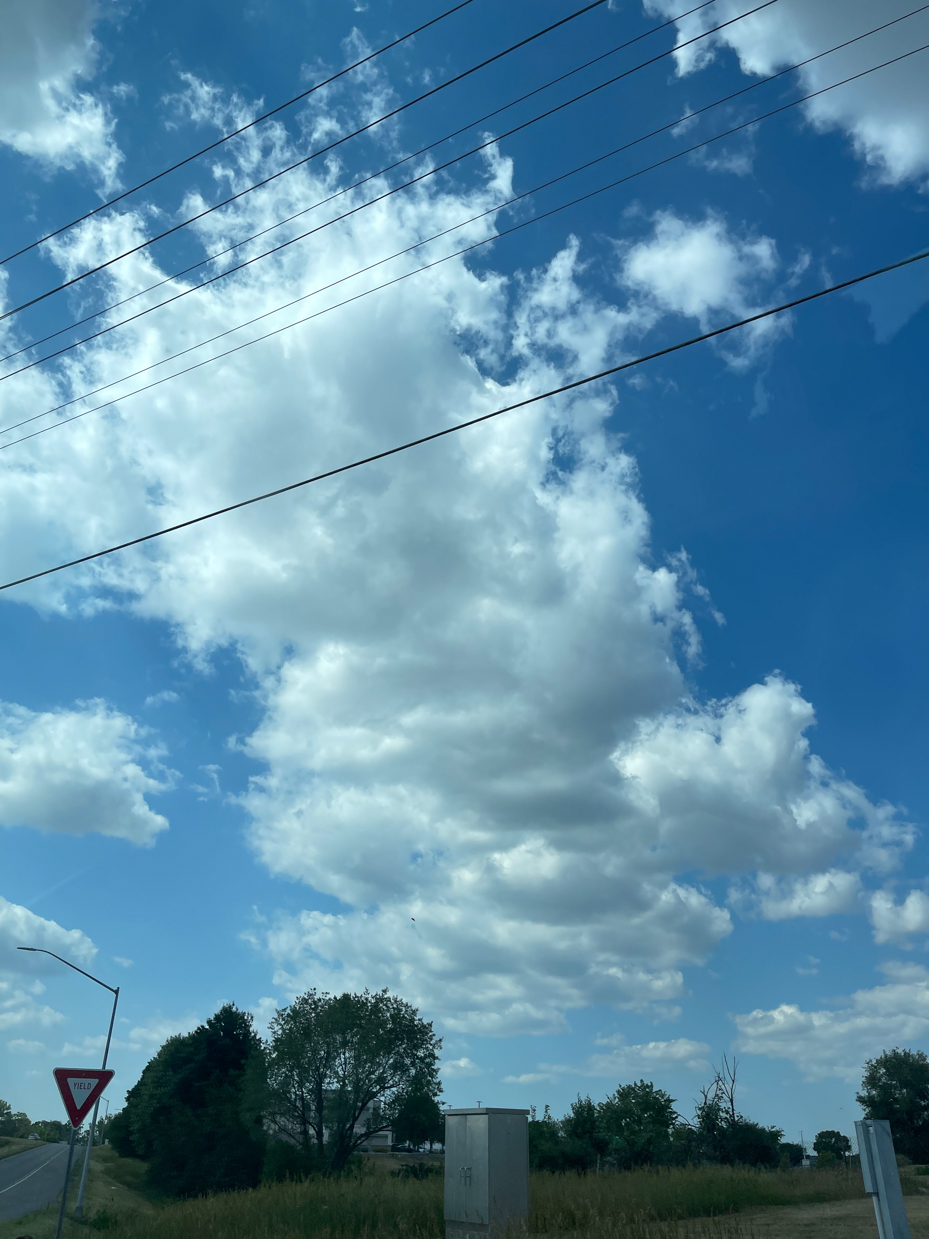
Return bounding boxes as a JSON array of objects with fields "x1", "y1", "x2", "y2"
[
  {"x1": 4, "y1": 40, "x2": 923, "y2": 447},
  {"x1": 0, "y1": 0, "x2": 614, "y2": 323},
  {"x1": 0, "y1": 0, "x2": 729, "y2": 371},
  {"x1": 0, "y1": 0, "x2": 481, "y2": 266},
  {"x1": 0, "y1": 0, "x2": 779, "y2": 381},
  {"x1": 1, "y1": 246, "x2": 925, "y2": 595}
]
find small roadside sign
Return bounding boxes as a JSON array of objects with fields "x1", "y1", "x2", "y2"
[{"x1": 53, "y1": 1068, "x2": 115, "y2": 1128}]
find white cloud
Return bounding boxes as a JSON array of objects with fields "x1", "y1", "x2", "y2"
[
  {"x1": 505, "y1": 1036, "x2": 711, "y2": 1082},
  {"x1": 619, "y1": 210, "x2": 786, "y2": 366},
  {"x1": 870, "y1": 890, "x2": 929, "y2": 945},
  {"x1": 0, "y1": 987, "x2": 64, "y2": 1032},
  {"x1": 62, "y1": 1012, "x2": 201, "y2": 1059},
  {"x1": 0, "y1": 897, "x2": 95, "y2": 1036},
  {"x1": 144, "y1": 691, "x2": 179, "y2": 708},
  {"x1": 442, "y1": 1057, "x2": 485, "y2": 1079},
  {"x1": 643, "y1": 0, "x2": 929, "y2": 186},
  {"x1": 0, "y1": 700, "x2": 170, "y2": 845},
  {"x1": 112, "y1": 956, "x2": 134, "y2": 968},
  {"x1": 735, "y1": 869, "x2": 863, "y2": 920},
  {"x1": 7, "y1": 1038, "x2": 46, "y2": 1054},
  {"x1": 503, "y1": 1072, "x2": 554, "y2": 1085},
  {"x1": 735, "y1": 962, "x2": 929, "y2": 1081},
  {"x1": 0, "y1": 894, "x2": 96, "y2": 972},
  {"x1": 613, "y1": 678, "x2": 910, "y2": 878},
  {"x1": 0, "y1": 0, "x2": 121, "y2": 184},
  {"x1": 579, "y1": 1035, "x2": 712, "y2": 1076},
  {"x1": 0, "y1": 72, "x2": 906, "y2": 1037}
]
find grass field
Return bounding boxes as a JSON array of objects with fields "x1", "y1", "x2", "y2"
[
  {"x1": 0, "y1": 1137, "x2": 45, "y2": 1163},
  {"x1": 1, "y1": 1156, "x2": 903, "y2": 1239}
]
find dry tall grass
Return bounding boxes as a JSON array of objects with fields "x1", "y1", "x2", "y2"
[{"x1": 67, "y1": 1163, "x2": 879, "y2": 1239}]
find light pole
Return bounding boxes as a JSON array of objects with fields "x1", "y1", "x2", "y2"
[{"x1": 17, "y1": 947, "x2": 119, "y2": 1222}]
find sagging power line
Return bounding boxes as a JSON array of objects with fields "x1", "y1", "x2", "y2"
[
  {"x1": 3, "y1": 39, "x2": 925, "y2": 449},
  {"x1": 0, "y1": 0, "x2": 481, "y2": 266},
  {"x1": 0, "y1": 0, "x2": 739, "y2": 372},
  {"x1": 0, "y1": 0, "x2": 617, "y2": 324},
  {"x1": 1, "y1": 246, "x2": 925, "y2": 594}
]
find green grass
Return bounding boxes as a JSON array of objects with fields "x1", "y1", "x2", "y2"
[
  {"x1": 0, "y1": 1136, "x2": 46, "y2": 1162},
  {"x1": 15, "y1": 1162, "x2": 879, "y2": 1239},
  {"x1": 0, "y1": 1145, "x2": 158, "y2": 1239}
]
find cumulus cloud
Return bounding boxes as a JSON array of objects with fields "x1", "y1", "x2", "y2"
[
  {"x1": 643, "y1": 0, "x2": 929, "y2": 186},
  {"x1": 0, "y1": 70, "x2": 905, "y2": 1036},
  {"x1": 503, "y1": 1036, "x2": 711, "y2": 1082},
  {"x1": 0, "y1": 701, "x2": 171, "y2": 844},
  {"x1": 732, "y1": 869, "x2": 863, "y2": 921},
  {"x1": 0, "y1": 896, "x2": 96, "y2": 1036},
  {"x1": 442, "y1": 1057, "x2": 485, "y2": 1078},
  {"x1": 0, "y1": 0, "x2": 121, "y2": 184},
  {"x1": 7, "y1": 1038, "x2": 46, "y2": 1054},
  {"x1": 613, "y1": 677, "x2": 909, "y2": 878},
  {"x1": 619, "y1": 210, "x2": 786, "y2": 366},
  {"x1": 735, "y1": 961, "x2": 929, "y2": 1081},
  {"x1": 0, "y1": 894, "x2": 96, "y2": 972},
  {"x1": 870, "y1": 890, "x2": 929, "y2": 945},
  {"x1": 62, "y1": 1012, "x2": 201, "y2": 1059}
]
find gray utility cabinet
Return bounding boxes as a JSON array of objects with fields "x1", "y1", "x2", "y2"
[{"x1": 444, "y1": 1108, "x2": 529, "y2": 1239}]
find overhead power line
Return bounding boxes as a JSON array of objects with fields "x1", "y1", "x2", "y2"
[
  {"x1": 1, "y1": 246, "x2": 925, "y2": 595},
  {"x1": 0, "y1": 0, "x2": 780, "y2": 381},
  {"x1": 0, "y1": 0, "x2": 735, "y2": 372},
  {"x1": 0, "y1": 0, "x2": 481, "y2": 266},
  {"x1": 4, "y1": 39, "x2": 924, "y2": 448},
  {"x1": 0, "y1": 0, "x2": 616, "y2": 324}
]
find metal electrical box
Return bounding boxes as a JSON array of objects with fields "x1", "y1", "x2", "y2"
[
  {"x1": 444, "y1": 1108, "x2": 529, "y2": 1239},
  {"x1": 856, "y1": 1119, "x2": 912, "y2": 1239}
]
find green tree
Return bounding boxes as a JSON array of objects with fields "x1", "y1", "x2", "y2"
[
  {"x1": 0, "y1": 1101, "x2": 33, "y2": 1139},
  {"x1": 112, "y1": 1003, "x2": 266, "y2": 1197},
  {"x1": 814, "y1": 1130, "x2": 851, "y2": 1164},
  {"x1": 858, "y1": 1048, "x2": 929, "y2": 1162},
  {"x1": 691, "y1": 1058, "x2": 782, "y2": 1167},
  {"x1": 599, "y1": 1081, "x2": 679, "y2": 1168},
  {"x1": 528, "y1": 1105, "x2": 593, "y2": 1172},
  {"x1": 393, "y1": 1089, "x2": 445, "y2": 1150},
  {"x1": 264, "y1": 988, "x2": 441, "y2": 1173},
  {"x1": 562, "y1": 1095, "x2": 608, "y2": 1158}
]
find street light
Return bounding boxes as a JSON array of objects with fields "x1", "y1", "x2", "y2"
[{"x1": 17, "y1": 947, "x2": 119, "y2": 1221}]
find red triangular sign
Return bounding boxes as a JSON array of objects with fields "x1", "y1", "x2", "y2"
[{"x1": 53, "y1": 1068, "x2": 115, "y2": 1127}]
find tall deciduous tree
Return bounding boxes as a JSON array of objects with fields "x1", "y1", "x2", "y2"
[
  {"x1": 814, "y1": 1130, "x2": 851, "y2": 1163},
  {"x1": 599, "y1": 1081, "x2": 679, "y2": 1168},
  {"x1": 110, "y1": 1004, "x2": 266, "y2": 1197},
  {"x1": 858, "y1": 1048, "x2": 929, "y2": 1162},
  {"x1": 264, "y1": 988, "x2": 442, "y2": 1173}
]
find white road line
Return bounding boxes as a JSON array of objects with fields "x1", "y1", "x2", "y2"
[{"x1": 0, "y1": 1146, "x2": 67, "y2": 1194}]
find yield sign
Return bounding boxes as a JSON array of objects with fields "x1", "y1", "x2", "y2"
[{"x1": 53, "y1": 1068, "x2": 115, "y2": 1128}]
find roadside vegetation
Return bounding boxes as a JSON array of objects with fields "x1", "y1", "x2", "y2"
[
  {"x1": 6, "y1": 987, "x2": 929, "y2": 1239},
  {"x1": 0, "y1": 1157, "x2": 888, "y2": 1239}
]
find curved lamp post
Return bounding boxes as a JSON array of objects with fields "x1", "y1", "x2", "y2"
[{"x1": 17, "y1": 947, "x2": 119, "y2": 1221}]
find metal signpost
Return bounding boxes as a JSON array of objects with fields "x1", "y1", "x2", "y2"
[
  {"x1": 17, "y1": 946, "x2": 120, "y2": 1219},
  {"x1": 52, "y1": 1068, "x2": 114, "y2": 1239},
  {"x1": 444, "y1": 1108, "x2": 529, "y2": 1239},
  {"x1": 856, "y1": 1119, "x2": 912, "y2": 1239}
]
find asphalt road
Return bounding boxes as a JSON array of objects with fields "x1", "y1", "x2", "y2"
[{"x1": 0, "y1": 1142, "x2": 70, "y2": 1223}]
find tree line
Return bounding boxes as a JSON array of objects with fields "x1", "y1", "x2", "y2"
[
  {"x1": 108, "y1": 989, "x2": 444, "y2": 1197},
  {"x1": 530, "y1": 1047, "x2": 929, "y2": 1172},
  {"x1": 11, "y1": 976, "x2": 925, "y2": 1201}
]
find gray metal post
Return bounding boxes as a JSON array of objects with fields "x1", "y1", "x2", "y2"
[
  {"x1": 55, "y1": 1125, "x2": 79, "y2": 1239},
  {"x1": 856, "y1": 1119, "x2": 912, "y2": 1239},
  {"x1": 73, "y1": 984, "x2": 119, "y2": 1219}
]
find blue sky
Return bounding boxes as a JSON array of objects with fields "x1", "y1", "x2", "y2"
[{"x1": 0, "y1": 0, "x2": 927, "y2": 1150}]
